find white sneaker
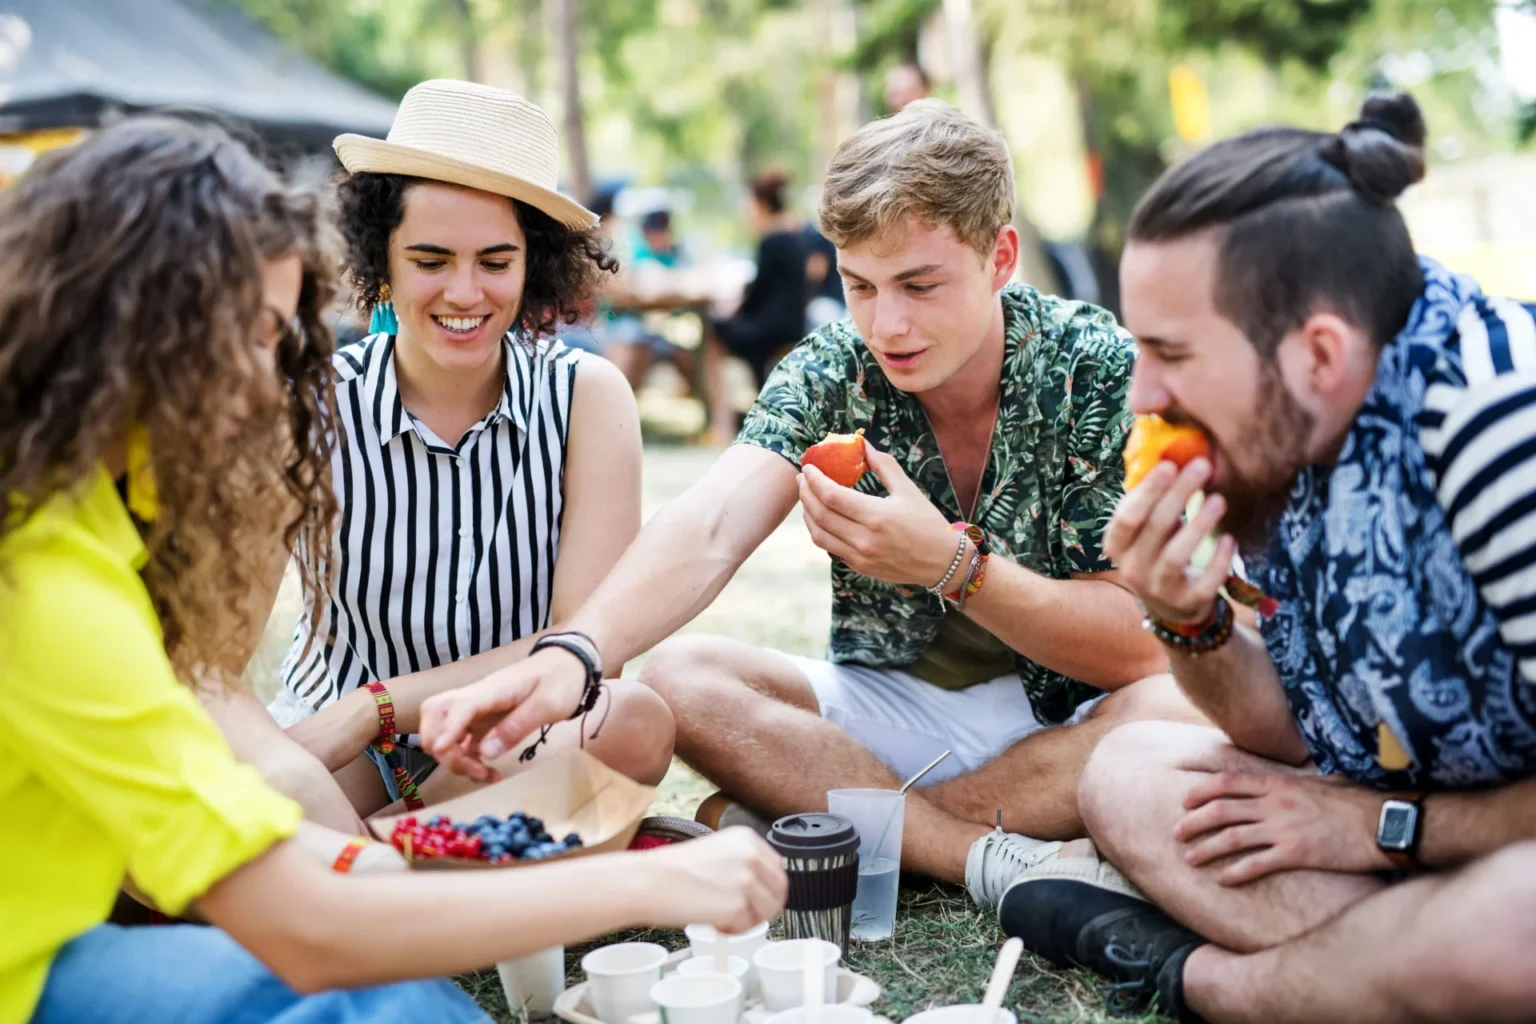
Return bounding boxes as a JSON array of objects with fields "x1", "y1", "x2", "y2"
[{"x1": 964, "y1": 829, "x2": 1062, "y2": 908}]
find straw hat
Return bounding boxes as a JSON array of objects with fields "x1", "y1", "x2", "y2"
[{"x1": 334, "y1": 80, "x2": 597, "y2": 230}]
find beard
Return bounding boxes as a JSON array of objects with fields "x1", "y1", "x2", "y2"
[{"x1": 1211, "y1": 364, "x2": 1316, "y2": 559}]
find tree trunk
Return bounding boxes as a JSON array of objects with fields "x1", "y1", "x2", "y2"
[
  {"x1": 553, "y1": 0, "x2": 592, "y2": 201},
  {"x1": 941, "y1": 0, "x2": 1062, "y2": 293},
  {"x1": 442, "y1": 0, "x2": 481, "y2": 82}
]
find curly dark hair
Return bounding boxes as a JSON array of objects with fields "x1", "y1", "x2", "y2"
[
  {"x1": 0, "y1": 116, "x2": 339, "y2": 683},
  {"x1": 334, "y1": 172, "x2": 618, "y2": 338}
]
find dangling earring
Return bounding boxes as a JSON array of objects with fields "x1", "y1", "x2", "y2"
[
  {"x1": 369, "y1": 281, "x2": 398, "y2": 335},
  {"x1": 124, "y1": 422, "x2": 160, "y2": 523}
]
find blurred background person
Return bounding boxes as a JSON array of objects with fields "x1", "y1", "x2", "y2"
[
  {"x1": 884, "y1": 62, "x2": 931, "y2": 114},
  {"x1": 705, "y1": 171, "x2": 809, "y2": 444}
]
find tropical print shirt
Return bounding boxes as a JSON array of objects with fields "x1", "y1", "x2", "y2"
[{"x1": 736, "y1": 283, "x2": 1136, "y2": 724}]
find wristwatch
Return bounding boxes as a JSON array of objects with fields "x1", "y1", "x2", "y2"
[{"x1": 1375, "y1": 793, "x2": 1424, "y2": 869}]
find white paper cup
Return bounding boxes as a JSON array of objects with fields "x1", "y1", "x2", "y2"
[
  {"x1": 649, "y1": 973, "x2": 743, "y2": 1024},
  {"x1": 752, "y1": 938, "x2": 841, "y2": 1012},
  {"x1": 763, "y1": 1005, "x2": 873, "y2": 1024},
  {"x1": 582, "y1": 941, "x2": 669, "y2": 1024},
  {"x1": 677, "y1": 954, "x2": 754, "y2": 1010},
  {"x1": 497, "y1": 945, "x2": 563, "y2": 1019},
  {"x1": 903, "y1": 1007, "x2": 1017, "y2": 1024},
  {"x1": 684, "y1": 922, "x2": 770, "y2": 986}
]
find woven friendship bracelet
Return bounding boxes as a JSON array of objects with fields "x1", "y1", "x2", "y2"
[
  {"x1": 331, "y1": 836, "x2": 370, "y2": 874},
  {"x1": 363, "y1": 681, "x2": 424, "y2": 810}
]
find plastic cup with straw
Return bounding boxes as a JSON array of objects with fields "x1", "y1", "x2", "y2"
[{"x1": 828, "y1": 750, "x2": 952, "y2": 941}]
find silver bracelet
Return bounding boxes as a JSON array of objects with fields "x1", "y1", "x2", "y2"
[{"x1": 926, "y1": 534, "x2": 969, "y2": 598}]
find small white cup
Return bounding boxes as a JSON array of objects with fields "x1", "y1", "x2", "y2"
[
  {"x1": 903, "y1": 1007, "x2": 1018, "y2": 1024},
  {"x1": 677, "y1": 954, "x2": 753, "y2": 1014},
  {"x1": 763, "y1": 1005, "x2": 873, "y2": 1024},
  {"x1": 649, "y1": 973, "x2": 743, "y2": 1024},
  {"x1": 582, "y1": 942, "x2": 669, "y2": 1024},
  {"x1": 752, "y1": 939, "x2": 841, "y2": 1012},
  {"x1": 497, "y1": 945, "x2": 564, "y2": 1020},
  {"x1": 684, "y1": 923, "x2": 770, "y2": 987}
]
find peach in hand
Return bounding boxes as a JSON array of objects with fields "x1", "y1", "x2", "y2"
[
  {"x1": 801, "y1": 428, "x2": 868, "y2": 487},
  {"x1": 1123, "y1": 415, "x2": 1212, "y2": 490}
]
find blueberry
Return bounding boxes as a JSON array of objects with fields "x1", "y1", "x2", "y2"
[
  {"x1": 525, "y1": 817, "x2": 543, "y2": 831},
  {"x1": 563, "y1": 832, "x2": 582, "y2": 847}
]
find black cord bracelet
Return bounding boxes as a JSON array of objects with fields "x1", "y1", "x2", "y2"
[{"x1": 519, "y1": 632, "x2": 612, "y2": 762}]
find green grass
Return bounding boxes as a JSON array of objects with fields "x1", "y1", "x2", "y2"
[{"x1": 252, "y1": 446, "x2": 1162, "y2": 1024}]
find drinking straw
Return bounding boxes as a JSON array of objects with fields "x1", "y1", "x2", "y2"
[
  {"x1": 869, "y1": 750, "x2": 952, "y2": 861},
  {"x1": 980, "y1": 938, "x2": 1024, "y2": 1024}
]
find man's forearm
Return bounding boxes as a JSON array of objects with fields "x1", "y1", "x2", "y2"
[
  {"x1": 1167, "y1": 623, "x2": 1308, "y2": 763},
  {"x1": 569, "y1": 497, "x2": 747, "y2": 666},
  {"x1": 964, "y1": 561, "x2": 1166, "y2": 689},
  {"x1": 1420, "y1": 777, "x2": 1536, "y2": 868}
]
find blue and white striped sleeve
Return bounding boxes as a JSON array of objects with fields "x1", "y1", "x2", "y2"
[{"x1": 1418, "y1": 296, "x2": 1536, "y2": 686}]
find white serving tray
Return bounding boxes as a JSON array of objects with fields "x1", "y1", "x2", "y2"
[{"x1": 554, "y1": 948, "x2": 885, "y2": 1024}]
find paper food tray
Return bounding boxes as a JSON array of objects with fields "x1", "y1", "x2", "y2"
[
  {"x1": 554, "y1": 948, "x2": 883, "y2": 1024},
  {"x1": 367, "y1": 749, "x2": 655, "y2": 870}
]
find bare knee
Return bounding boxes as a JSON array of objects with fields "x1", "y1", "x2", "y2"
[
  {"x1": 593, "y1": 679, "x2": 676, "y2": 786},
  {"x1": 637, "y1": 635, "x2": 743, "y2": 707},
  {"x1": 1407, "y1": 842, "x2": 1536, "y2": 1019},
  {"x1": 1091, "y1": 673, "x2": 1207, "y2": 727},
  {"x1": 1078, "y1": 720, "x2": 1227, "y2": 859}
]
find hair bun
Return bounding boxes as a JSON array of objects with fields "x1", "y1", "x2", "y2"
[
  {"x1": 1357, "y1": 92, "x2": 1427, "y2": 148},
  {"x1": 1336, "y1": 91, "x2": 1426, "y2": 202}
]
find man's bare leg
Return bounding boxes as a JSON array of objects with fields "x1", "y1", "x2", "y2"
[
  {"x1": 640, "y1": 637, "x2": 1208, "y2": 881},
  {"x1": 925, "y1": 673, "x2": 1208, "y2": 839},
  {"x1": 1078, "y1": 720, "x2": 1384, "y2": 952},
  {"x1": 1186, "y1": 841, "x2": 1536, "y2": 1023}
]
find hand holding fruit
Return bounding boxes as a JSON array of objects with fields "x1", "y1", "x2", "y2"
[
  {"x1": 798, "y1": 436, "x2": 956, "y2": 586},
  {"x1": 1105, "y1": 455, "x2": 1235, "y2": 627}
]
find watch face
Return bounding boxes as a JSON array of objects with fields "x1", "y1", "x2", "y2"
[{"x1": 1379, "y1": 802, "x2": 1416, "y2": 851}]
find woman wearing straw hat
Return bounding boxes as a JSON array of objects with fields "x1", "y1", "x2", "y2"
[{"x1": 219, "y1": 80, "x2": 674, "y2": 829}]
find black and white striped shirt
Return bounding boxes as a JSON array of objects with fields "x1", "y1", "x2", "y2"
[
  {"x1": 1418, "y1": 295, "x2": 1536, "y2": 685},
  {"x1": 279, "y1": 332, "x2": 582, "y2": 711}
]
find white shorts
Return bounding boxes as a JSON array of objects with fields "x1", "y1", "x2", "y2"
[{"x1": 784, "y1": 655, "x2": 1102, "y2": 787}]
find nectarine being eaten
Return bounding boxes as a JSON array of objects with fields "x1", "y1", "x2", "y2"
[
  {"x1": 802, "y1": 428, "x2": 868, "y2": 487},
  {"x1": 1123, "y1": 415, "x2": 1213, "y2": 490}
]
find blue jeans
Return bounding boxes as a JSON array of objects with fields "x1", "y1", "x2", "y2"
[{"x1": 31, "y1": 924, "x2": 491, "y2": 1024}]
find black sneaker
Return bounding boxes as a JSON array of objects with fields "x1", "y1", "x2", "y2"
[{"x1": 999, "y1": 870, "x2": 1207, "y2": 1022}]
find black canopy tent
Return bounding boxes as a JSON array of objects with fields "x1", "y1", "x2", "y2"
[{"x1": 0, "y1": 0, "x2": 397, "y2": 150}]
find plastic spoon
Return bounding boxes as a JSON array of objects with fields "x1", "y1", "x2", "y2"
[
  {"x1": 714, "y1": 933, "x2": 730, "y2": 975},
  {"x1": 804, "y1": 940, "x2": 825, "y2": 1024},
  {"x1": 980, "y1": 938, "x2": 1024, "y2": 1024}
]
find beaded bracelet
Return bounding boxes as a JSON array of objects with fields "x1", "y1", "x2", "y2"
[
  {"x1": 363, "y1": 681, "x2": 425, "y2": 810},
  {"x1": 1142, "y1": 597, "x2": 1234, "y2": 655},
  {"x1": 331, "y1": 836, "x2": 370, "y2": 874},
  {"x1": 926, "y1": 533, "x2": 969, "y2": 599}
]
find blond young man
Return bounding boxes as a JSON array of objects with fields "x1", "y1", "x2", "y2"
[{"x1": 414, "y1": 101, "x2": 1204, "y2": 908}]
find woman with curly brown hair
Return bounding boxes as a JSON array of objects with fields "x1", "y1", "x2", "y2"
[
  {"x1": 1, "y1": 114, "x2": 784, "y2": 1024},
  {"x1": 241, "y1": 81, "x2": 673, "y2": 825}
]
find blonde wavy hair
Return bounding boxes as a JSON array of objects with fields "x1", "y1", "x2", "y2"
[{"x1": 818, "y1": 99, "x2": 1014, "y2": 258}]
